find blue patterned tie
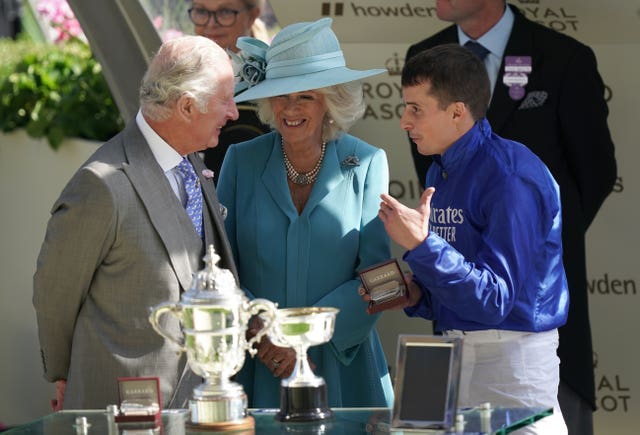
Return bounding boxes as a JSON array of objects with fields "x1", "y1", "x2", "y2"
[
  {"x1": 464, "y1": 40, "x2": 490, "y2": 61},
  {"x1": 176, "y1": 158, "x2": 203, "y2": 238}
]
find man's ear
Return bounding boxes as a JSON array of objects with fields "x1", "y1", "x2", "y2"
[
  {"x1": 176, "y1": 93, "x2": 195, "y2": 121},
  {"x1": 451, "y1": 101, "x2": 467, "y2": 119}
]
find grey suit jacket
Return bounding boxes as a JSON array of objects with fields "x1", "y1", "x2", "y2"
[{"x1": 33, "y1": 120, "x2": 237, "y2": 409}]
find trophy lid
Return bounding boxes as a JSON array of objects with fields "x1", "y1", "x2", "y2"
[{"x1": 182, "y1": 245, "x2": 244, "y2": 304}]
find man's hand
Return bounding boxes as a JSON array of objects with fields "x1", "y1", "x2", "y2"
[
  {"x1": 378, "y1": 187, "x2": 435, "y2": 250},
  {"x1": 405, "y1": 278, "x2": 424, "y2": 307},
  {"x1": 358, "y1": 272, "x2": 423, "y2": 314},
  {"x1": 51, "y1": 379, "x2": 66, "y2": 411}
]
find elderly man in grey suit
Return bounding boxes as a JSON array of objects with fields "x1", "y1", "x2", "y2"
[{"x1": 33, "y1": 35, "x2": 239, "y2": 410}]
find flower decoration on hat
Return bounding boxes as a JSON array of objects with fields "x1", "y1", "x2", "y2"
[{"x1": 229, "y1": 37, "x2": 269, "y2": 95}]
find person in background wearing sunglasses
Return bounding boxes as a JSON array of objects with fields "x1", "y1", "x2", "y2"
[{"x1": 189, "y1": 0, "x2": 271, "y2": 184}]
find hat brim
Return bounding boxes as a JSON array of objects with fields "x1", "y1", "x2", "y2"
[{"x1": 234, "y1": 67, "x2": 387, "y2": 102}]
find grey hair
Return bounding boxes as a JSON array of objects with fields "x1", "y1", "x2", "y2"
[
  {"x1": 256, "y1": 81, "x2": 366, "y2": 142},
  {"x1": 139, "y1": 35, "x2": 227, "y2": 121}
]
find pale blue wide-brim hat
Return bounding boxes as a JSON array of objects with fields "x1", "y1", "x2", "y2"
[{"x1": 232, "y1": 17, "x2": 387, "y2": 103}]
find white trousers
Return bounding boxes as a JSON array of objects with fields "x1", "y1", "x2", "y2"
[{"x1": 445, "y1": 329, "x2": 567, "y2": 435}]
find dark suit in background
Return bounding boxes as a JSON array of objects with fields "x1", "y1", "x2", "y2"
[
  {"x1": 203, "y1": 103, "x2": 270, "y2": 185},
  {"x1": 406, "y1": 4, "x2": 616, "y2": 432}
]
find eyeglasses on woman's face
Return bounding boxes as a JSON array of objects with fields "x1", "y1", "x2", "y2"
[{"x1": 188, "y1": 6, "x2": 248, "y2": 27}]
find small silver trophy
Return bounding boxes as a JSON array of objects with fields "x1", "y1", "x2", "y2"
[
  {"x1": 149, "y1": 245, "x2": 277, "y2": 430},
  {"x1": 268, "y1": 306, "x2": 339, "y2": 422}
]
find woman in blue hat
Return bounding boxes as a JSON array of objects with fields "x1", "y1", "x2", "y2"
[{"x1": 217, "y1": 17, "x2": 394, "y2": 408}]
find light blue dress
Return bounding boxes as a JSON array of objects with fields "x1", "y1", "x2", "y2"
[{"x1": 217, "y1": 131, "x2": 394, "y2": 408}]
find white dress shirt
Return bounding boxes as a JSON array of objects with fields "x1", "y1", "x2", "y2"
[
  {"x1": 457, "y1": 5, "x2": 514, "y2": 97},
  {"x1": 135, "y1": 110, "x2": 187, "y2": 206}
]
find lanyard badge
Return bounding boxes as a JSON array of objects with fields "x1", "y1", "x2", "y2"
[{"x1": 503, "y1": 56, "x2": 532, "y2": 100}]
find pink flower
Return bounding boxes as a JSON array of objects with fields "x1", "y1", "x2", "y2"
[
  {"x1": 153, "y1": 16, "x2": 164, "y2": 29},
  {"x1": 37, "y1": 0, "x2": 86, "y2": 43},
  {"x1": 152, "y1": 15, "x2": 183, "y2": 42}
]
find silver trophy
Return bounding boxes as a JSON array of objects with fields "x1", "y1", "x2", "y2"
[
  {"x1": 149, "y1": 245, "x2": 277, "y2": 430},
  {"x1": 268, "y1": 307, "x2": 339, "y2": 422}
]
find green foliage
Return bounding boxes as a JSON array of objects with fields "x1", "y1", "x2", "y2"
[{"x1": 0, "y1": 38, "x2": 124, "y2": 149}]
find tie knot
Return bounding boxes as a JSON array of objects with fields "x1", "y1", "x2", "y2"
[
  {"x1": 464, "y1": 40, "x2": 490, "y2": 61},
  {"x1": 177, "y1": 158, "x2": 196, "y2": 180}
]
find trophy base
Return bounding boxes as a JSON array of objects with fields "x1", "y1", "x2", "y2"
[
  {"x1": 185, "y1": 415, "x2": 255, "y2": 432},
  {"x1": 188, "y1": 392, "x2": 250, "y2": 426},
  {"x1": 276, "y1": 385, "x2": 333, "y2": 422}
]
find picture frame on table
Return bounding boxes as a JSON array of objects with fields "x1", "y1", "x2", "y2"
[{"x1": 391, "y1": 334, "x2": 462, "y2": 431}]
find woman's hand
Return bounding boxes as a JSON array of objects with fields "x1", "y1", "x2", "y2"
[
  {"x1": 247, "y1": 314, "x2": 316, "y2": 378},
  {"x1": 256, "y1": 336, "x2": 298, "y2": 378}
]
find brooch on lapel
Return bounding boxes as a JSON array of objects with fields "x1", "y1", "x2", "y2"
[
  {"x1": 341, "y1": 155, "x2": 360, "y2": 167},
  {"x1": 503, "y1": 56, "x2": 532, "y2": 101},
  {"x1": 218, "y1": 204, "x2": 228, "y2": 220},
  {"x1": 201, "y1": 169, "x2": 215, "y2": 180}
]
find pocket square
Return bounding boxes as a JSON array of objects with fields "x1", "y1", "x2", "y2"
[{"x1": 518, "y1": 90, "x2": 548, "y2": 110}]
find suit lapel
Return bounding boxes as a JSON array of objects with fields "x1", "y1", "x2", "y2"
[
  {"x1": 411, "y1": 25, "x2": 457, "y2": 54},
  {"x1": 121, "y1": 123, "x2": 197, "y2": 291},
  {"x1": 190, "y1": 153, "x2": 238, "y2": 280},
  {"x1": 487, "y1": 5, "x2": 536, "y2": 133}
]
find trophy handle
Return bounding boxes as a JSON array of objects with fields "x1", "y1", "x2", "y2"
[
  {"x1": 245, "y1": 298, "x2": 278, "y2": 356},
  {"x1": 148, "y1": 302, "x2": 186, "y2": 352}
]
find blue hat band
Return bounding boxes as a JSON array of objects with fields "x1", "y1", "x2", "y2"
[{"x1": 266, "y1": 50, "x2": 345, "y2": 79}]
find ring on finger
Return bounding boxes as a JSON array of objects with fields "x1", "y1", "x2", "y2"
[{"x1": 271, "y1": 359, "x2": 281, "y2": 368}]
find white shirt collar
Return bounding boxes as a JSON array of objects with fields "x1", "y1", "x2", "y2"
[{"x1": 135, "y1": 110, "x2": 183, "y2": 171}]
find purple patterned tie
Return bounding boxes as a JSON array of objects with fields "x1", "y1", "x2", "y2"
[{"x1": 176, "y1": 158, "x2": 203, "y2": 238}]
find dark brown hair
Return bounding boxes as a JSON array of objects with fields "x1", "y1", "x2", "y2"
[{"x1": 401, "y1": 43, "x2": 491, "y2": 120}]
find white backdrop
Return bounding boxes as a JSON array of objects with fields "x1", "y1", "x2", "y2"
[{"x1": 0, "y1": 0, "x2": 637, "y2": 432}]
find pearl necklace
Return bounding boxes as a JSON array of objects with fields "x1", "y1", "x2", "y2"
[{"x1": 281, "y1": 139, "x2": 327, "y2": 185}]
